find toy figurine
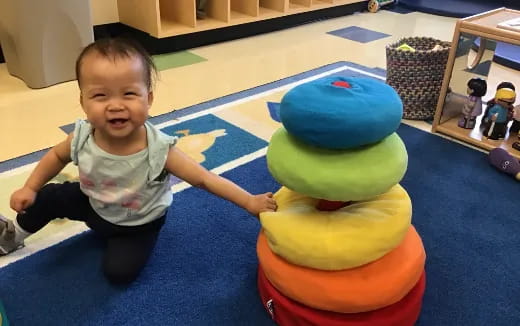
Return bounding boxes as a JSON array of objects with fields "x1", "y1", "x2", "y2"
[
  {"x1": 513, "y1": 141, "x2": 520, "y2": 152},
  {"x1": 368, "y1": 0, "x2": 395, "y2": 13},
  {"x1": 481, "y1": 82, "x2": 516, "y2": 131},
  {"x1": 458, "y1": 77, "x2": 487, "y2": 129},
  {"x1": 509, "y1": 104, "x2": 520, "y2": 134},
  {"x1": 483, "y1": 87, "x2": 516, "y2": 140},
  {"x1": 489, "y1": 148, "x2": 520, "y2": 180},
  {"x1": 511, "y1": 104, "x2": 520, "y2": 151}
]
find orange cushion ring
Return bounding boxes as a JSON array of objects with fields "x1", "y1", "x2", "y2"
[
  {"x1": 257, "y1": 266, "x2": 426, "y2": 326},
  {"x1": 257, "y1": 226, "x2": 426, "y2": 313}
]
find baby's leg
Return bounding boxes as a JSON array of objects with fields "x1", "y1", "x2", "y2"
[
  {"x1": 102, "y1": 229, "x2": 162, "y2": 284},
  {"x1": 1, "y1": 182, "x2": 94, "y2": 255},
  {"x1": 16, "y1": 182, "x2": 93, "y2": 232}
]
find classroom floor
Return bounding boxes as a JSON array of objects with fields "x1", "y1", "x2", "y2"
[
  {"x1": 0, "y1": 9, "x2": 456, "y2": 162},
  {"x1": 0, "y1": 8, "x2": 516, "y2": 266}
]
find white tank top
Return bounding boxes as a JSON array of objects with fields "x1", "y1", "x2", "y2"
[{"x1": 70, "y1": 120, "x2": 177, "y2": 226}]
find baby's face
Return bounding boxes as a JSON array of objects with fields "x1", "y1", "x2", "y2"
[{"x1": 79, "y1": 52, "x2": 152, "y2": 141}]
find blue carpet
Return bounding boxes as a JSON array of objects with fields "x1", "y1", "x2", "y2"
[
  {"x1": 1, "y1": 124, "x2": 520, "y2": 325},
  {"x1": 399, "y1": 0, "x2": 518, "y2": 18}
]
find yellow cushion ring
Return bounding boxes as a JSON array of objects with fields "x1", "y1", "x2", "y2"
[
  {"x1": 266, "y1": 127, "x2": 408, "y2": 202},
  {"x1": 259, "y1": 185, "x2": 412, "y2": 270}
]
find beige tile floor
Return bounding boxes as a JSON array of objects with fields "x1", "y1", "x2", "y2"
[{"x1": 1, "y1": 9, "x2": 514, "y2": 266}]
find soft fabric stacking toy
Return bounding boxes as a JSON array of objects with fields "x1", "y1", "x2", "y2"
[{"x1": 257, "y1": 76, "x2": 427, "y2": 325}]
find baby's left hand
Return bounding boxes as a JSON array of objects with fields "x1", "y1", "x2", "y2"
[{"x1": 246, "y1": 192, "x2": 277, "y2": 217}]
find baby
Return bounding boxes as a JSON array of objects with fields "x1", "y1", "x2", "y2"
[{"x1": 0, "y1": 38, "x2": 276, "y2": 284}]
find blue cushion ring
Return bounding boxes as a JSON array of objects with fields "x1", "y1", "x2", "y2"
[{"x1": 280, "y1": 76, "x2": 403, "y2": 149}]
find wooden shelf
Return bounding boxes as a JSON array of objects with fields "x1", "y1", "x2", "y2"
[
  {"x1": 290, "y1": 0, "x2": 312, "y2": 7},
  {"x1": 432, "y1": 8, "x2": 520, "y2": 158},
  {"x1": 289, "y1": 2, "x2": 308, "y2": 12},
  {"x1": 232, "y1": 0, "x2": 259, "y2": 17},
  {"x1": 206, "y1": 0, "x2": 230, "y2": 23},
  {"x1": 258, "y1": 6, "x2": 286, "y2": 19},
  {"x1": 230, "y1": 10, "x2": 256, "y2": 24},
  {"x1": 160, "y1": 0, "x2": 196, "y2": 29},
  {"x1": 118, "y1": 0, "x2": 365, "y2": 38},
  {"x1": 436, "y1": 118, "x2": 520, "y2": 159},
  {"x1": 260, "y1": 0, "x2": 288, "y2": 12}
]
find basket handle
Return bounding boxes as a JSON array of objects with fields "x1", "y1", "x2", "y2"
[{"x1": 467, "y1": 38, "x2": 487, "y2": 70}]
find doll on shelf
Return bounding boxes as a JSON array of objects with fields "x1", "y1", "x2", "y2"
[
  {"x1": 511, "y1": 104, "x2": 520, "y2": 152},
  {"x1": 483, "y1": 87, "x2": 516, "y2": 140},
  {"x1": 458, "y1": 77, "x2": 487, "y2": 129},
  {"x1": 481, "y1": 82, "x2": 515, "y2": 131},
  {"x1": 509, "y1": 104, "x2": 520, "y2": 134}
]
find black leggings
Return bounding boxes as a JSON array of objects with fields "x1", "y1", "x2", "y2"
[{"x1": 17, "y1": 182, "x2": 166, "y2": 284}]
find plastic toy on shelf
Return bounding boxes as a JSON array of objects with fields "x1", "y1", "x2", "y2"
[
  {"x1": 489, "y1": 148, "x2": 520, "y2": 180},
  {"x1": 368, "y1": 0, "x2": 396, "y2": 13},
  {"x1": 483, "y1": 87, "x2": 516, "y2": 140},
  {"x1": 457, "y1": 78, "x2": 487, "y2": 129},
  {"x1": 510, "y1": 104, "x2": 520, "y2": 134}
]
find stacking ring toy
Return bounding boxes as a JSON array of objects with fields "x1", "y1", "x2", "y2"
[
  {"x1": 266, "y1": 127, "x2": 408, "y2": 201},
  {"x1": 257, "y1": 227, "x2": 425, "y2": 313},
  {"x1": 280, "y1": 76, "x2": 403, "y2": 149},
  {"x1": 259, "y1": 185, "x2": 412, "y2": 270},
  {"x1": 258, "y1": 266, "x2": 426, "y2": 326}
]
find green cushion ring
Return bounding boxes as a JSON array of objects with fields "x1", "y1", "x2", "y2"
[{"x1": 266, "y1": 127, "x2": 408, "y2": 201}]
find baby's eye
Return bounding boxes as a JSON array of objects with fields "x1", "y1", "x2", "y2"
[
  {"x1": 92, "y1": 93, "x2": 105, "y2": 98},
  {"x1": 125, "y1": 92, "x2": 137, "y2": 96}
]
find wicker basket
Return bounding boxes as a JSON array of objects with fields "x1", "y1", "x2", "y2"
[{"x1": 386, "y1": 37, "x2": 451, "y2": 120}]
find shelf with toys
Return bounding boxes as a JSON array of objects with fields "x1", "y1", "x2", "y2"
[
  {"x1": 432, "y1": 8, "x2": 520, "y2": 158},
  {"x1": 117, "y1": 0, "x2": 365, "y2": 38}
]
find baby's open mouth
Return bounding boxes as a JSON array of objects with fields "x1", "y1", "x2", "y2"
[{"x1": 108, "y1": 118, "x2": 128, "y2": 126}]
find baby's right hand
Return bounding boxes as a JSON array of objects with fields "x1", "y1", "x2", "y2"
[{"x1": 10, "y1": 187, "x2": 37, "y2": 214}]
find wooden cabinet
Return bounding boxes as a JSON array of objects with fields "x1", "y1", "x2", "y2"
[
  {"x1": 117, "y1": 0, "x2": 364, "y2": 38},
  {"x1": 432, "y1": 8, "x2": 520, "y2": 158}
]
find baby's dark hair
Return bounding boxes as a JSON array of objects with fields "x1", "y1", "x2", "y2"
[
  {"x1": 467, "y1": 77, "x2": 487, "y2": 97},
  {"x1": 496, "y1": 81, "x2": 515, "y2": 91},
  {"x1": 75, "y1": 37, "x2": 157, "y2": 90}
]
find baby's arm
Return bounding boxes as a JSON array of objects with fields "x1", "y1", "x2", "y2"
[
  {"x1": 10, "y1": 134, "x2": 73, "y2": 213},
  {"x1": 165, "y1": 147, "x2": 277, "y2": 217}
]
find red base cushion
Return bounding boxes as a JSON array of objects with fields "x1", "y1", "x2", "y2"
[{"x1": 257, "y1": 266, "x2": 426, "y2": 326}]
